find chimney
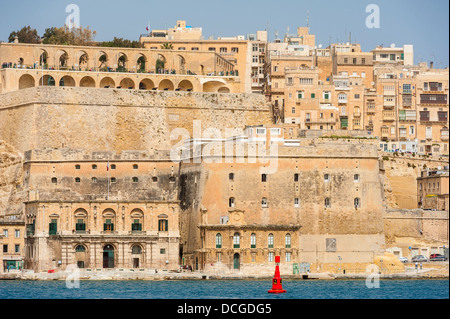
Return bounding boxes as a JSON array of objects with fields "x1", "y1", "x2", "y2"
[
  {"x1": 14, "y1": 36, "x2": 19, "y2": 44},
  {"x1": 430, "y1": 61, "x2": 434, "y2": 69}
]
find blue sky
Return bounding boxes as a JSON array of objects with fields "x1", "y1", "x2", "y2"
[{"x1": 0, "y1": 0, "x2": 448, "y2": 67}]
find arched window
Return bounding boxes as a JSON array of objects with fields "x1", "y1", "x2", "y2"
[
  {"x1": 131, "y1": 245, "x2": 142, "y2": 254},
  {"x1": 215, "y1": 233, "x2": 222, "y2": 248},
  {"x1": 75, "y1": 164, "x2": 81, "y2": 170},
  {"x1": 75, "y1": 177, "x2": 81, "y2": 183},
  {"x1": 51, "y1": 177, "x2": 57, "y2": 184},
  {"x1": 133, "y1": 164, "x2": 138, "y2": 170},
  {"x1": 268, "y1": 233, "x2": 274, "y2": 248},
  {"x1": 75, "y1": 245, "x2": 86, "y2": 252},
  {"x1": 229, "y1": 173, "x2": 234, "y2": 181},
  {"x1": 233, "y1": 232, "x2": 240, "y2": 248},
  {"x1": 92, "y1": 164, "x2": 97, "y2": 170},
  {"x1": 261, "y1": 174, "x2": 267, "y2": 182},
  {"x1": 285, "y1": 234, "x2": 291, "y2": 248},
  {"x1": 91, "y1": 177, "x2": 97, "y2": 183},
  {"x1": 251, "y1": 233, "x2": 256, "y2": 248},
  {"x1": 169, "y1": 176, "x2": 176, "y2": 183},
  {"x1": 354, "y1": 174, "x2": 360, "y2": 182},
  {"x1": 152, "y1": 176, "x2": 158, "y2": 182},
  {"x1": 354, "y1": 198, "x2": 361, "y2": 209},
  {"x1": 110, "y1": 177, "x2": 116, "y2": 183},
  {"x1": 132, "y1": 177, "x2": 139, "y2": 183},
  {"x1": 229, "y1": 197, "x2": 235, "y2": 208}
]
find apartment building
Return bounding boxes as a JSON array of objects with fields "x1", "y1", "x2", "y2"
[
  {"x1": 140, "y1": 20, "x2": 268, "y2": 94},
  {"x1": 1, "y1": 219, "x2": 25, "y2": 271},
  {"x1": 417, "y1": 167, "x2": 449, "y2": 211}
]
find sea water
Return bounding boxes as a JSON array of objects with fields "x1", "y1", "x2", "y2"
[{"x1": 0, "y1": 279, "x2": 448, "y2": 299}]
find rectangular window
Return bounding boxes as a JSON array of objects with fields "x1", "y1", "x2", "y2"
[
  {"x1": 15, "y1": 244, "x2": 20, "y2": 253},
  {"x1": 49, "y1": 219, "x2": 57, "y2": 235},
  {"x1": 286, "y1": 252, "x2": 291, "y2": 262},
  {"x1": 311, "y1": 93, "x2": 315, "y2": 98},
  {"x1": 103, "y1": 219, "x2": 114, "y2": 232},
  {"x1": 158, "y1": 219, "x2": 168, "y2": 232},
  {"x1": 268, "y1": 252, "x2": 274, "y2": 262},
  {"x1": 15, "y1": 229, "x2": 20, "y2": 238},
  {"x1": 3, "y1": 245, "x2": 7, "y2": 253},
  {"x1": 3, "y1": 229, "x2": 7, "y2": 238},
  {"x1": 294, "y1": 198, "x2": 300, "y2": 208}
]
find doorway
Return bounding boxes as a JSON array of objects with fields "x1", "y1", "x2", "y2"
[
  {"x1": 233, "y1": 253, "x2": 240, "y2": 270},
  {"x1": 103, "y1": 245, "x2": 115, "y2": 268}
]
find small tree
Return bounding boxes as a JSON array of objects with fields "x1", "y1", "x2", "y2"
[{"x1": 9, "y1": 26, "x2": 41, "y2": 44}]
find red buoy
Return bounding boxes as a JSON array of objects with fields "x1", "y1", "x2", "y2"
[{"x1": 268, "y1": 256, "x2": 286, "y2": 294}]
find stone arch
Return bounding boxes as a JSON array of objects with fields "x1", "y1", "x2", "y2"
[
  {"x1": 76, "y1": 50, "x2": 89, "y2": 69},
  {"x1": 176, "y1": 54, "x2": 186, "y2": 73},
  {"x1": 135, "y1": 53, "x2": 148, "y2": 72},
  {"x1": 158, "y1": 79, "x2": 174, "y2": 91},
  {"x1": 55, "y1": 49, "x2": 69, "y2": 68},
  {"x1": 39, "y1": 49, "x2": 49, "y2": 66},
  {"x1": 100, "y1": 77, "x2": 115, "y2": 88},
  {"x1": 139, "y1": 78, "x2": 155, "y2": 90},
  {"x1": 59, "y1": 75, "x2": 76, "y2": 87},
  {"x1": 218, "y1": 86, "x2": 231, "y2": 93},
  {"x1": 119, "y1": 78, "x2": 135, "y2": 89},
  {"x1": 38, "y1": 75, "x2": 56, "y2": 86},
  {"x1": 117, "y1": 52, "x2": 128, "y2": 70},
  {"x1": 74, "y1": 243, "x2": 88, "y2": 268},
  {"x1": 130, "y1": 208, "x2": 144, "y2": 218},
  {"x1": 177, "y1": 79, "x2": 193, "y2": 91},
  {"x1": 79, "y1": 76, "x2": 96, "y2": 88},
  {"x1": 202, "y1": 80, "x2": 227, "y2": 93},
  {"x1": 18, "y1": 74, "x2": 35, "y2": 90},
  {"x1": 97, "y1": 51, "x2": 109, "y2": 69},
  {"x1": 155, "y1": 54, "x2": 166, "y2": 73}
]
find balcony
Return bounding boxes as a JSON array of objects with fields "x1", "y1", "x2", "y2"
[
  {"x1": 384, "y1": 100, "x2": 396, "y2": 108},
  {"x1": 399, "y1": 110, "x2": 416, "y2": 122},
  {"x1": 420, "y1": 111, "x2": 430, "y2": 122},
  {"x1": 441, "y1": 129, "x2": 449, "y2": 141},
  {"x1": 382, "y1": 111, "x2": 395, "y2": 122},
  {"x1": 420, "y1": 94, "x2": 448, "y2": 106}
]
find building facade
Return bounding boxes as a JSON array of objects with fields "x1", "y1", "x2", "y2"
[{"x1": 0, "y1": 219, "x2": 25, "y2": 271}]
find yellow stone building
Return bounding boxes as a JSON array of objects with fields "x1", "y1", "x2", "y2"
[{"x1": 0, "y1": 219, "x2": 25, "y2": 271}]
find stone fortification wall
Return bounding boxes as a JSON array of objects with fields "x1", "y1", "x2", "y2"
[
  {"x1": 0, "y1": 140, "x2": 25, "y2": 218},
  {"x1": 0, "y1": 87, "x2": 271, "y2": 153}
]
